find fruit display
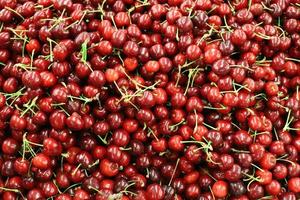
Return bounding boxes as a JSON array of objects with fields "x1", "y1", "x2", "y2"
[{"x1": 0, "y1": 0, "x2": 300, "y2": 199}]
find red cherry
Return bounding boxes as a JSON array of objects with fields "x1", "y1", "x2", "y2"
[
  {"x1": 32, "y1": 153, "x2": 51, "y2": 169},
  {"x1": 100, "y1": 159, "x2": 119, "y2": 177},
  {"x1": 146, "y1": 183, "x2": 165, "y2": 200},
  {"x1": 212, "y1": 180, "x2": 228, "y2": 198},
  {"x1": 144, "y1": 60, "x2": 160, "y2": 73},
  {"x1": 288, "y1": 177, "x2": 300, "y2": 193}
]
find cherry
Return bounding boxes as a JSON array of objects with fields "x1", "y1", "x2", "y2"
[
  {"x1": 66, "y1": 112, "x2": 84, "y2": 131},
  {"x1": 73, "y1": 188, "x2": 90, "y2": 200},
  {"x1": 260, "y1": 152, "x2": 276, "y2": 170},
  {"x1": 185, "y1": 184, "x2": 200, "y2": 199},
  {"x1": 168, "y1": 135, "x2": 184, "y2": 152},
  {"x1": 105, "y1": 69, "x2": 119, "y2": 82},
  {"x1": 43, "y1": 138, "x2": 62, "y2": 156},
  {"x1": 14, "y1": 158, "x2": 29, "y2": 175},
  {"x1": 225, "y1": 164, "x2": 242, "y2": 182},
  {"x1": 2, "y1": 138, "x2": 19, "y2": 155},
  {"x1": 22, "y1": 71, "x2": 42, "y2": 89},
  {"x1": 10, "y1": 115, "x2": 27, "y2": 131},
  {"x1": 288, "y1": 177, "x2": 300, "y2": 193},
  {"x1": 212, "y1": 180, "x2": 228, "y2": 198},
  {"x1": 32, "y1": 153, "x2": 51, "y2": 169},
  {"x1": 97, "y1": 40, "x2": 113, "y2": 56},
  {"x1": 146, "y1": 184, "x2": 165, "y2": 200},
  {"x1": 26, "y1": 39, "x2": 41, "y2": 54},
  {"x1": 49, "y1": 110, "x2": 67, "y2": 130},
  {"x1": 265, "y1": 180, "x2": 281, "y2": 195},
  {"x1": 100, "y1": 159, "x2": 119, "y2": 177},
  {"x1": 27, "y1": 189, "x2": 45, "y2": 200},
  {"x1": 53, "y1": 43, "x2": 68, "y2": 61},
  {"x1": 123, "y1": 41, "x2": 139, "y2": 57},
  {"x1": 204, "y1": 48, "x2": 222, "y2": 64},
  {"x1": 229, "y1": 181, "x2": 246, "y2": 197},
  {"x1": 144, "y1": 60, "x2": 160, "y2": 73}
]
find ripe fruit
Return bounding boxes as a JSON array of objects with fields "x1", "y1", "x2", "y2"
[
  {"x1": 0, "y1": 0, "x2": 299, "y2": 199},
  {"x1": 212, "y1": 181, "x2": 228, "y2": 198}
]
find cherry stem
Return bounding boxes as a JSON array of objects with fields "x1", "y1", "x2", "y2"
[
  {"x1": 277, "y1": 154, "x2": 296, "y2": 166},
  {"x1": 46, "y1": 9, "x2": 69, "y2": 31},
  {"x1": 120, "y1": 182, "x2": 136, "y2": 196},
  {"x1": 273, "y1": 128, "x2": 279, "y2": 140},
  {"x1": 231, "y1": 148, "x2": 250, "y2": 153},
  {"x1": 63, "y1": 183, "x2": 82, "y2": 193},
  {"x1": 261, "y1": 2, "x2": 273, "y2": 11},
  {"x1": 193, "y1": 109, "x2": 199, "y2": 134},
  {"x1": 202, "y1": 122, "x2": 218, "y2": 131},
  {"x1": 53, "y1": 180, "x2": 62, "y2": 194},
  {"x1": 223, "y1": 16, "x2": 232, "y2": 32},
  {"x1": 80, "y1": 40, "x2": 93, "y2": 72},
  {"x1": 296, "y1": 86, "x2": 299, "y2": 101},
  {"x1": 20, "y1": 96, "x2": 39, "y2": 117},
  {"x1": 197, "y1": 26, "x2": 214, "y2": 45},
  {"x1": 159, "y1": 151, "x2": 167, "y2": 156},
  {"x1": 208, "y1": 186, "x2": 215, "y2": 200},
  {"x1": 66, "y1": 10, "x2": 87, "y2": 29},
  {"x1": 21, "y1": 133, "x2": 42, "y2": 159},
  {"x1": 231, "y1": 122, "x2": 241, "y2": 130},
  {"x1": 128, "y1": 1, "x2": 150, "y2": 14},
  {"x1": 251, "y1": 163, "x2": 263, "y2": 171},
  {"x1": 242, "y1": 171, "x2": 262, "y2": 191},
  {"x1": 68, "y1": 95, "x2": 96, "y2": 105},
  {"x1": 203, "y1": 105, "x2": 227, "y2": 110},
  {"x1": 88, "y1": 159, "x2": 99, "y2": 168},
  {"x1": 250, "y1": 131, "x2": 270, "y2": 138},
  {"x1": 110, "y1": 15, "x2": 117, "y2": 28},
  {"x1": 254, "y1": 32, "x2": 271, "y2": 40},
  {"x1": 121, "y1": 67, "x2": 159, "y2": 90},
  {"x1": 52, "y1": 103, "x2": 66, "y2": 107},
  {"x1": 8, "y1": 27, "x2": 28, "y2": 56},
  {"x1": 25, "y1": 138, "x2": 43, "y2": 147},
  {"x1": 276, "y1": 103, "x2": 289, "y2": 112},
  {"x1": 169, "y1": 120, "x2": 185, "y2": 132},
  {"x1": 184, "y1": 67, "x2": 202, "y2": 95},
  {"x1": 285, "y1": 57, "x2": 300, "y2": 63},
  {"x1": 168, "y1": 158, "x2": 180, "y2": 186},
  {"x1": 116, "y1": 51, "x2": 124, "y2": 66},
  {"x1": 5, "y1": 6, "x2": 24, "y2": 20},
  {"x1": 119, "y1": 147, "x2": 132, "y2": 151},
  {"x1": 258, "y1": 196, "x2": 274, "y2": 200},
  {"x1": 230, "y1": 64, "x2": 254, "y2": 72},
  {"x1": 72, "y1": 164, "x2": 82, "y2": 176},
  {"x1": 248, "y1": 0, "x2": 252, "y2": 10},
  {"x1": 14, "y1": 63, "x2": 37, "y2": 71},
  {"x1": 4, "y1": 87, "x2": 26, "y2": 106},
  {"x1": 233, "y1": 82, "x2": 251, "y2": 92},
  {"x1": 147, "y1": 127, "x2": 159, "y2": 141},
  {"x1": 207, "y1": 5, "x2": 217, "y2": 14},
  {"x1": 227, "y1": 0, "x2": 235, "y2": 14},
  {"x1": 275, "y1": 25, "x2": 285, "y2": 37},
  {"x1": 97, "y1": 132, "x2": 109, "y2": 145},
  {"x1": 181, "y1": 138, "x2": 216, "y2": 164},
  {"x1": 283, "y1": 109, "x2": 293, "y2": 131},
  {"x1": 97, "y1": 0, "x2": 107, "y2": 20},
  {"x1": 0, "y1": 187, "x2": 26, "y2": 199},
  {"x1": 201, "y1": 169, "x2": 217, "y2": 181}
]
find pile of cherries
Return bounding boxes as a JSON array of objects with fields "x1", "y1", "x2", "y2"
[{"x1": 0, "y1": 0, "x2": 300, "y2": 199}]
